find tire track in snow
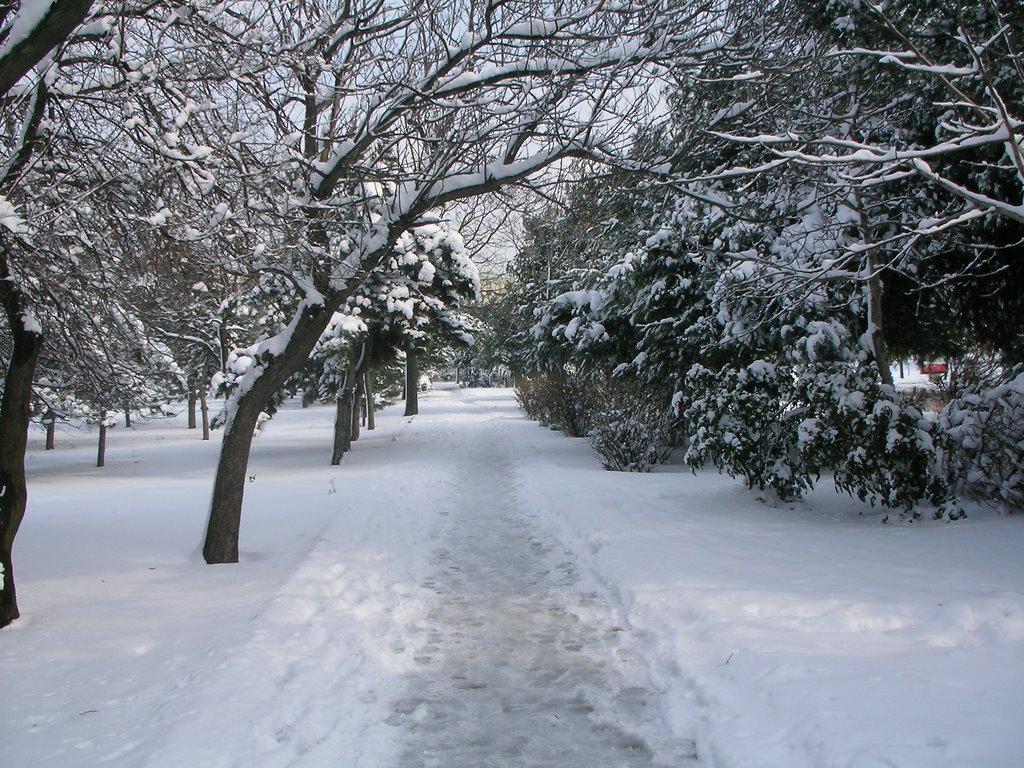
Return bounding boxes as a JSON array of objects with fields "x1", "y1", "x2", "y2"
[{"x1": 387, "y1": 394, "x2": 698, "y2": 767}]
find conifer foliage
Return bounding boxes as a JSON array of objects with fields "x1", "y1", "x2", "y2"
[{"x1": 504, "y1": 0, "x2": 1023, "y2": 517}]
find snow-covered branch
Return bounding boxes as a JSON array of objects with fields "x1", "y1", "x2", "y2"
[{"x1": 705, "y1": 1, "x2": 1023, "y2": 230}]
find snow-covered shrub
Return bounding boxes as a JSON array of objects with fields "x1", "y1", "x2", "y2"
[
  {"x1": 940, "y1": 374, "x2": 1024, "y2": 514},
  {"x1": 681, "y1": 360, "x2": 812, "y2": 500},
  {"x1": 586, "y1": 378, "x2": 679, "y2": 472},
  {"x1": 682, "y1": 358, "x2": 951, "y2": 514},
  {"x1": 797, "y1": 367, "x2": 950, "y2": 515}
]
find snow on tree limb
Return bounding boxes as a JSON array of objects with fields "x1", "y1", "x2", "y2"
[
  {"x1": 0, "y1": 0, "x2": 94, "y2": 95},
  {"x1": 199, "y1": 0, "x2": 729, "y2": 428},
  {"x1": 702, "y1": 0, "x2": 1023, "y2": 232},
  {"x1": 912, "y1": 158, "x2": 1024, "y2": 225}
]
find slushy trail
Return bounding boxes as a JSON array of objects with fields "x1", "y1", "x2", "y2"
[{"x1": 387, "y1": 391, "x2": 697, "y2": 767}]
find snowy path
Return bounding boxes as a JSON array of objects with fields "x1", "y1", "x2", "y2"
[
  {"x1": 6, "y1": 386, "x2": 1022, "y2": 768},
  {"x1": 386, "y1": 394, "x2": 696, "y2": 767}
]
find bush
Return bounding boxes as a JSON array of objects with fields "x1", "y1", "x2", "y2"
[
  {"x1": 681, "y1": 359, "x2": 952, "y2": 515},
  {"x1": 940, "y1": 373, "x2": 1024, "y2": 514},
  {"x1": 514, "y1": 374, "x2": 550, "y2": 422},
  {"x1": 515, "y1": 371, "x2": 680, "y2": 471},
  {"x1": 586, "y1": 377, "x2": 679, "y2": 472},
  {"x1": 797, "y1": 367, "x2": 950, "y2": 516},
  {"x1": 515, "y1": 368, "x2": 595, "y2": 437},
  {"x1": 681, "y1": 360, "x2": 812, "y2": 500}
]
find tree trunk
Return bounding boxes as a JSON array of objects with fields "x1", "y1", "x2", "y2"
[
  {"x1": 123, "y1": 407, "x2": 132, "y2": 428},
  {"x1": 199, "y1": 386, "x2": 210, "y2": 441},
  {"x1": 203, "y1": 296, "x2": 333, "y2": 564},
  {"x1": 331, "y1": 385, "x2": 353, "y2": 466},
  {"x1": 187, "y1": 383, "x2": 198, "y2": 429},
  {"x1": 0, "y1": 276, "x2": 42, "y2": 627},
  {"x1": 204, "y1": 398, "x2": 259, "y2": 563},
  {"x1": 218, "y1": 316, "x2": 232, "y2": 371},
  {"x1": 44, "y1": 410, "x2": 55, "y2": 450},
  {"x1": 855, "y1": 191, "x2": 894, "y2": 387},
  {"x1": 404, "y1": 349, "x2": 419, "y2": 417},
  {"x1": 332, "y1": 339, "x2": 372, "y2": 461},
  {"x1": 865, "y1": 253, "x2": 893, "y2": 387},
  {"x1": 351, "y1": 373, "x2": 364, "y2": 443},
  {"x1": 97, "y1": 413, "x2": 107, "y2": 468},
  {"x1": 365, "y1": 369, "x2": 375, "y2": 431}
]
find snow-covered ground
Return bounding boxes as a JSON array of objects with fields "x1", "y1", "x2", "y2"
[{"x1": 3, "y1": 386, "x2": 1022, "y2": 768}]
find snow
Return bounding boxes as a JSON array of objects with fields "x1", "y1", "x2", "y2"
[
  {"x1": 0, "y1": 193, "x2": 28, "y2": 234},
  {"x1": 19, "y1": 308, "x2": 41, "y2": 334},
  {"x1": 892, "y1": 359, "x2": 941, "y2": 394},
  {"x1": 3, "y1": 387, "x2": 1022, "y2": 768},
  {"x1": 504, "y1": 19, "x2": 562, "y2": 38},
  {"x1": 0, "y1": 0, "x2": 57, "y2": 58},
  {"x1": 416, "y1": 260, "x2": 436, "y2": 284},
  {"x1": 144, "y1": 206, "x2": 172, "y2": 226}
]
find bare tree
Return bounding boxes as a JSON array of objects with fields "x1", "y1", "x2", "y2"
[
  {"x1": 196, "y1": 0, "x2": 731, "y2": 563},
  {"x1": 0, "y1": 0, "x2": 96, "y2": 627},
  {"x1": 1, "y1": 0, "x2": 238, "y2": 626}
]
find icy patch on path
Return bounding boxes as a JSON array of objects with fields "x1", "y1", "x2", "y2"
[{"x1": 387, "y1": 397, "x2": 697, "y2": 767}]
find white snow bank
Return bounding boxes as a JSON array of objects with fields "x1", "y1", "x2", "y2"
[
  {"x1": 2, "y1": 401, "x2": 442, "y2": 768},
  {"x1": 513, "y1": 416, "x2": 1024, "y2": 768}
]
